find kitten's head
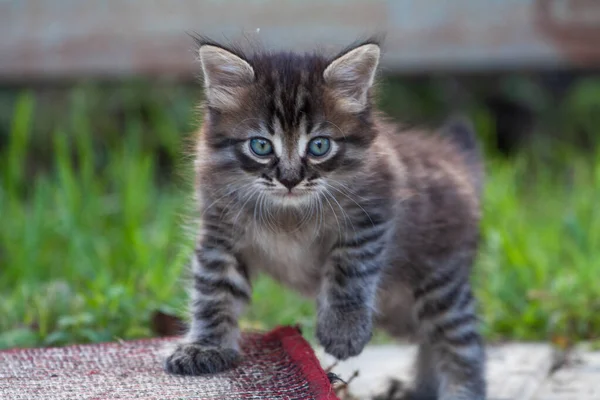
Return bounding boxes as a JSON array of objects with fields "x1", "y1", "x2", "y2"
[{"x1": 196, "y1": 38, "x2": 381, "y2": 208}]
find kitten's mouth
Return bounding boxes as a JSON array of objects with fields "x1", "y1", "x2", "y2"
[
  {"x1": 274, "y1": 190, "x2": 300, "y2": 198},
  {"x1": 271, "y1": 188, "x2": 311, "y2": 200}
]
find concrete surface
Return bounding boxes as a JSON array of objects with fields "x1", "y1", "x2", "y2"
[
  {"x1": 317, "y1": 343, "x2": 599, "y2": 400},
  {"x1": 532, "y1": 347, "x2": 600, "y2": 400}
]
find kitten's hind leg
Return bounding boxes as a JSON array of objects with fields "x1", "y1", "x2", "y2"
[
  {"x1": 408, "y1": 342, "x2": 439, "y2": 400},
  {"x1": 411, "y1": 272, "x2": 486, "y2": 400},
  {"x1": 165, "y1": 238, "x2": 251, "y2": 375}
]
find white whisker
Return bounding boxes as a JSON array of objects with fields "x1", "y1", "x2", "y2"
[
  {"x1": 322, "y1": 186, "x2": 356, "y2": 237},
  {"x1": 322, "y1": 180, "x2": 375, "y2": 229},
  {"x1": 232, "y1": 186, "x2": 260, "y2": 227},
  {"x1": 321, "y1": 188, "x2": 342, "y2": 239}
]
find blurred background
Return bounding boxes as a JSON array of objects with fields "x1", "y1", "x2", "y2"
[{"x1": 1, "y1": 1, "x2": 599, "y2": 350}]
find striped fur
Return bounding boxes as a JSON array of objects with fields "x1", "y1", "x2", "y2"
[{"x1": 165, "y1": 38, "x2": 486, "y2": 400}]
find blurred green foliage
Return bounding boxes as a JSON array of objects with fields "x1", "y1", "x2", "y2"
[{"x1": 0, "y1": 76, "x2": 599, "y2": 349}]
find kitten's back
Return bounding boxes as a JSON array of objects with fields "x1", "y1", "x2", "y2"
[{"x1": 379, "y1": 116, "x2": 483, "y2": 202}]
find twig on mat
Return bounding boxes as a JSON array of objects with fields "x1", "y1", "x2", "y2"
[
  {"x1": 328, "y1": 370, "x2": 359, "y2": 399},
  {"x1": 325, "y1": 361, "x2": 339, "y2": 373}
]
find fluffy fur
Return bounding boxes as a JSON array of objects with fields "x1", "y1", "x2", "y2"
[{"x1": 164, "y1": 37, "x2": 486, "y2": 400}]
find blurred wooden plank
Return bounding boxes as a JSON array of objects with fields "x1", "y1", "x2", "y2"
[{"x1": 1, "y1": 0, "x2": 599, "y2": 81}]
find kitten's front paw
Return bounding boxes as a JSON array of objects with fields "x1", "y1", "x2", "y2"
[
  {"x1": 164, "y1": 343, "x2": 240, "y2": 375},
  {"x1": 316, "y1": 308, "x2": 372, "y2": 360}
]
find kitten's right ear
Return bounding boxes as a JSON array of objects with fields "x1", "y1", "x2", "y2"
[{"x1": 199, "y1": 45, "x2": 254, "y2": 110}]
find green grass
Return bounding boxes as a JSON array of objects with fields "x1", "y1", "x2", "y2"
[
  {"x1": 1, "y1": 78, "x2": 599, "y2": 349},
  {"x1": 0, "y1": 91, "x2": 193, "y2": 348},
  {"x1": 478, "y1": 154, "x2": 600, "y2": 341}
]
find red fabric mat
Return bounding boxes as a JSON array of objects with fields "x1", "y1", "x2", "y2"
[{"x1": 0, "y1": 326, "x2": 339, "y2": 400}]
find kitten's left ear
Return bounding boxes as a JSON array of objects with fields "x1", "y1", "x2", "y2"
[{"x1": 323, "y1": 43, "x2": 380, "y2": 113}]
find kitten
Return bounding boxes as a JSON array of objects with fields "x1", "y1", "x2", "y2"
[{"x1": 165, "y1": 37, "x2": 486, "y2": 400}]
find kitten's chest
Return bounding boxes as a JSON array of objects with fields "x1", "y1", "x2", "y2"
[{"x1": 240, "y1": 222, "x2": 332, "y2": 297}]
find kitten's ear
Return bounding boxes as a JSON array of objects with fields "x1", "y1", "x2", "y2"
[
  {"x1": 199, "y1": 45, "x2": 254, "y2": 110},
  {"x1": 323, "y1": 43, "x2": 380, "y2": 113}
]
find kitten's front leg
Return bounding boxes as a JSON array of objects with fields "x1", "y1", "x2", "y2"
[
  {"x1": 165, "y1": 222, "x2": 251, "y2": 375},
  {"x1": 316, "y1": 225, "x2": 388, "y2": 360}
]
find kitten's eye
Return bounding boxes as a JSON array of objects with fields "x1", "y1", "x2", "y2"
[
  {"x1": 249, "y1": 138, "x2": 273, "y2": 156},
  {"x1": 307, "y1": 137, "x2": 331, "y2": 157}
]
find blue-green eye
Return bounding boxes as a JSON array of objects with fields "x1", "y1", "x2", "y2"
[
  {"x1": 249, "y1": 138, "x2": 273, "y2": 156},
  {"x1": 308, "y1": 137, "x2": 331, "y2": 157}
]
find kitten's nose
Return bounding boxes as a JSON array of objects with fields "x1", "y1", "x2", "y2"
[
  {"x1": 276, "y1": 166, "x2": 305, "y2": 190},
  {"x1": 278, "y1": 176, "x2": 302, "y2": 190}
]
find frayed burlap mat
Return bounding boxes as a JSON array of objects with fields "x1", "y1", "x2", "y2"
[{"x1": 0, "y1": 326, "x2": 338, "y2": 400}]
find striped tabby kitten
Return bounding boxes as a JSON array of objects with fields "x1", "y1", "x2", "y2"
[{"x1": 165, "y1": 38, "x2": 486, "y2": 400}]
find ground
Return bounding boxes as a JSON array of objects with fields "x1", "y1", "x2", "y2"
[{"x1": 321, "y1": 343, "x2": 600, "y2": 400}]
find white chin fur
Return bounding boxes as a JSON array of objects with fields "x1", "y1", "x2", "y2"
[{"x1": 269, "y1": 190, "x2": 313, "y2": 207}]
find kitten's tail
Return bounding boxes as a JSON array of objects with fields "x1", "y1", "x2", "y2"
[
  {"x1": 441, "y1": 115, "x2": 484, "y2": 196},
  {"x1": 441, "y1": 115, "x2": 479, "y2": 157}
]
